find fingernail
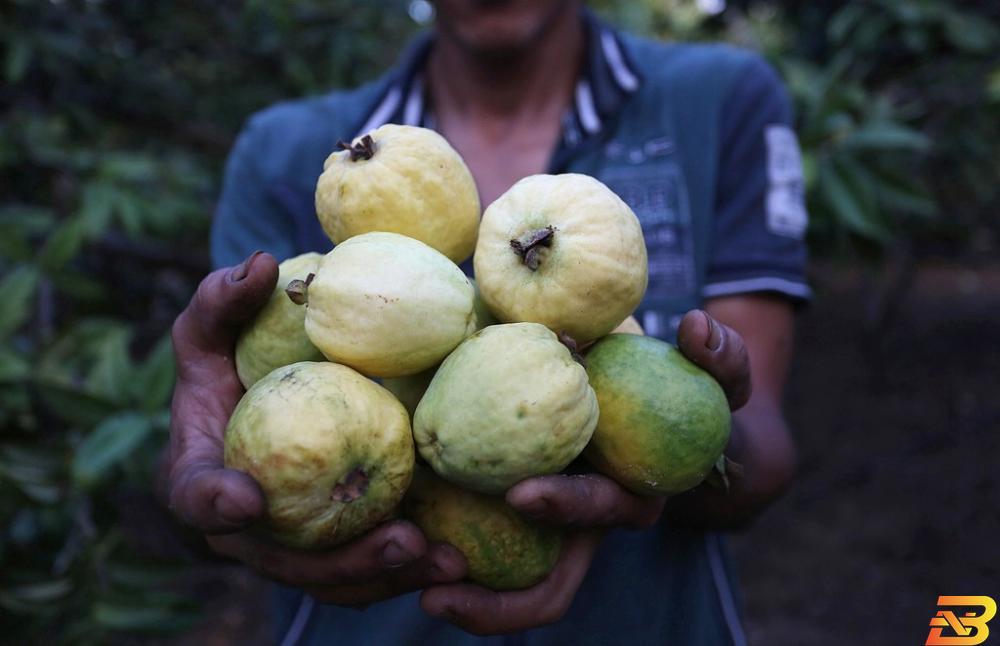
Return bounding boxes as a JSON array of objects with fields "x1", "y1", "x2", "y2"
[
  {"x1": 702, "y1": 310, "x2": 722, "y2": 351},
  {"x1": 229, "y1": 250, "x2": 263, "y2": 283},
  {"x1": 381, "y1": 540, "x2": 417, "y2": 567}
]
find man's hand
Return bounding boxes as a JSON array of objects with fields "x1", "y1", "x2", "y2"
[
  {"x1": 420, "y1": 472, "x2": 663, "y2": 634},
  {"x1": 418, "y1": 307, "x2": 762, "y2": 634},
  {"x1": 165, "y1": 251, "x2": 466, "y2": 606},
  {"x1": 676, "y1": 309, "x2": 753, "y2": 411}
]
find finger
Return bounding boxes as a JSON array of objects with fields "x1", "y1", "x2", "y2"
[
  {"x1": 506, "y1": 474, "x2": 664, "y2": 530},
  {"x1": 676, "y1": 309, "x2": 751, "y2": 410},
  {"x1": 166, "y1": 251, "x2": 278, "y2": 532},
  {"x1": 303, "y1": 542, "x2": 469, "y2": 608},
  {"x1": 171, "y1": 250, "x2": 278, "y2": 377},
  {"x1": 167, "y1": 457, "x2": 265, "y2": 533},
  {"x1": 207, "y1": 520, "x2": 434, "y2": 587},
  {"x1": 420, "y1": 531, "x2": 602, "y2": 635}
]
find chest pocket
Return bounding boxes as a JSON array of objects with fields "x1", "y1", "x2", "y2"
[{"x1": 598, "y1": 157, "x2": 700, "y2": 339}]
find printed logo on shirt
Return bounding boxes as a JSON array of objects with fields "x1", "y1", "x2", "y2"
[
  {"x1": 764, "y1": 125, "x2": 808, "y2": 240},
  {"x1": 600, "y1": 161, "x2": 696, "y2": 298},
  {"x1": 925, "y1": 596, "x2": 996, "y2": 645}
]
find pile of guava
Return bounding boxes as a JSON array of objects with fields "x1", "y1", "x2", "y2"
[{"x1": 223, "y1": 124, "x2": 731, "y2": 590}]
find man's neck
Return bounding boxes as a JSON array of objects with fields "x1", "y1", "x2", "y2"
[{"x1": 426, "y1": 8, "x2": 584, "y2": 139}]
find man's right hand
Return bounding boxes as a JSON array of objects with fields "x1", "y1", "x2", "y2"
[{"x1": 165, "y1": 251, "x2": 467, "y2": 606}]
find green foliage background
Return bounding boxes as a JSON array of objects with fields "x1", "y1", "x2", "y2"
[{"x1": 0, "y1": 0, "x2": 996, "y2": 641}]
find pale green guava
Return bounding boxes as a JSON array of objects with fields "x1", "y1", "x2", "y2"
[
  {"x1": 413, "y1": 322, "x2": 598, "y2": 494},
  {"x1": 224, "y1": 361, "x2": 414, "y2": 549},
  {"x1": 234, "y1": 252, "x2": 324, "y2": 389}
]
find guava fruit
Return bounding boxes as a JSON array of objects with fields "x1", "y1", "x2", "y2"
[
  {"x1": 295, "y1": 232, "x2": 477, "y2": 378},
  {"x1": 413, "y1": 323, "x2": 598, "y2": 494},
  {"x1": 224, "y1": 361, "x2": 414, "y2": 549},
  {"x1": 473, "y1": 174, "x2": 648, "y2": 342},
  {"x1": 584, "y1": 334, "x2": 730, "y2": 496},
  {"x1": 382, "y1": 280, "x2": 497, "y2": 419},
  {"x1": 234, "y1": 252, "x2": 325, "y2": 389},
  {"x1": 315, "y1": 124, "x2": 480, "y2": 264},
  {"x1": 402, "y1": 468, "x2": 562, "y2": 590}
]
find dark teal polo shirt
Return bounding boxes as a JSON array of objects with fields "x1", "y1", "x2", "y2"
[{"x1": 211, "y1": 12, "x2": 809, "y2": 646}]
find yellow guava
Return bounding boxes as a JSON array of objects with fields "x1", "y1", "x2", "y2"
[
  {"x1": 473, "y1": 174, "x2": 648, "y2": 343},
  {"x1": 402, "y1": 468, "x2": 562, "y2": 590},
  {"x1": 234, "y1": 252, "x2": 325, "y2": 389},
  {"x1": 413, "y1": 323, "x2": 599, "y2": 494},
  {"x1": 296, "y1": 232, "x2": 477, "y2": 378},
  {"x1": 224, "y1": 361, "x2": 414, "y2": 549},
  {"x1": 315, "y1": 124, "x2": 480, "y2": 264},
  {"x1": 381, "y1": 279, "x2": 498, "y2": 419}
]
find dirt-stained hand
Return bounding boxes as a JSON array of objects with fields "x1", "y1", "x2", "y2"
[{"x1": 165, "y1": 251, "x2": 466, "y2": 606}]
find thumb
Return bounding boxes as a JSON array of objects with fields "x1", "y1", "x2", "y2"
[
  {"x1": 676, "y1": 309, "x2": 751, "y2": 410},
  {"x1": 172, "y1": 250, "x2": 280, "y2": 366},
  {"x1": 166, "y1": 250, "x2": 278, "y2": 533}
]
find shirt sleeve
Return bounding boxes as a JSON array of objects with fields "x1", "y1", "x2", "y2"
[
  {"x1": 705, "y1": 54, "x2": 811, "y2": 303},
  {"x1": 210, "y1": 114, "x2": 298, "y2": 270}
]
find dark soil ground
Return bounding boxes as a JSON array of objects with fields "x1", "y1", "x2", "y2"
[
  {"x1": 155, "y1": 262, "x2": 1000, "y2": 646},
  {"x1": 733, "y1": 261, "x2": 1000, "y2": 645}
]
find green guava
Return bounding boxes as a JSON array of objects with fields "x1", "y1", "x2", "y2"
[
  {"x1": 413, "y1": 323, "x2": 598, "y2": 494},
  {"x1": 584, "y1": 334, "x2": 731, "y2": 496},
  {"x1": 402, "y1": 468, "x2": 562, "y2": 590},
  {"x1": 234, "y1": 252, "x2": 324, "y2": 389},
  {"x1": 381, "y1": 279, "x2": 497, "y2": 419},
  {"x1": 224, "y1": 361, "x2": 414, "y2": 549}
]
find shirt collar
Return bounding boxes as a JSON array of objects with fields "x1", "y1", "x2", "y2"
[{"x1": 351, "y1": 10, "x2": 641, "y2": 142}]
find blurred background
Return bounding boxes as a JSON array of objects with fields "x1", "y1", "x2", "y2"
[{"x1": 1, "y1": 1, "x2": 997, "y2": 643}]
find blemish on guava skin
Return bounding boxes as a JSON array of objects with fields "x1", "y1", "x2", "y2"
[
  {"x1": 423, "y1": 431, "x2": 444, "y2": 458},
  {"x1": 331, "y1": 467, "x2": 369, "y2": 503}
]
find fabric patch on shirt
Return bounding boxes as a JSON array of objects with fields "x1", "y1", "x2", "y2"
[{"x1": 764, "y1": 125, "x2": 808, "y2": 239}]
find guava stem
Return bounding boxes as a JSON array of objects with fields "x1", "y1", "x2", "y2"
[
  {"x1": 510, "y1": 226, "x2": 555, "y2": 271},
  {"x1": 337, "y1": 135, "x2": 376, "y2": 161},
  {"x1": 557, "y1": 331, "x2": 586, "y2": 366},
  {"x1": 285, "y1": 272, "x2": 315, "y2": 306},
  {"x1": 331, "y1": 467, "x2": 369, "y2": 503}
]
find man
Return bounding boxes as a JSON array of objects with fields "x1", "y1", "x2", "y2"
[{"x1": 166, "y1": 1, "x2": 808, "y2": 643}]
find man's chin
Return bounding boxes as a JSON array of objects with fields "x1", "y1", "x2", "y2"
[{"x1": 434, "y1": 0, "x2": 575, "y2": 58}]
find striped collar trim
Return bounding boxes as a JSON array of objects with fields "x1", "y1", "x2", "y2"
[{"x1": 351, "y1": 12, "x2": 641, "y2": 141}]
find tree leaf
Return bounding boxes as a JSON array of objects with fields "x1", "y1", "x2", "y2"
[
  {"x1": 0, "y1": 266, "x2": 39, "y2": 340},
  {"x1": 105, "y1": 559, "x2": 183, "y2": 589},
  {"x1": 819, "y1": 157, "x2": 891, "y2": 243},
  {"x1": 844, "y1": 121, "x2": 931, "y2": 152},
  {"x1": 5, "y1": 37, "x2": 33, "y2": 84},
  {"x1": 0, "y1": 347, "x2": 30, "y2": 382},
  {"x1": 72, "y1": 411, "x2": 154, "y2": 487},
  {"x1": 37, "y1": 217, "x2": 86, "y2": 273},
  {"x1": 92, "y1": 597, "x2": 199, "y2": 633},
  {"x1": 84, "y1": 327, "x2": 134, "y2": 406},
  {"x1": 0, "y1": 579, "x2": 74, "y2": 611},
  {"x1": 131, "y1": 335, "x2": 175, "y2": 412},
  {"x1": 34, "y1": 379, "x2": 119, "y2": 426}
]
